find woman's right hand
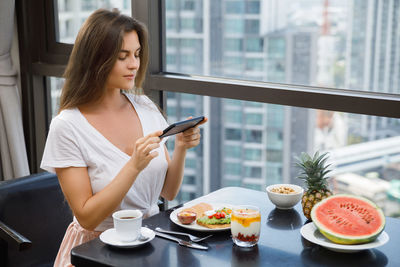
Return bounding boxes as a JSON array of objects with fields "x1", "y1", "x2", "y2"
[{"x1": 129, "y1": 130, "x2": 163, "y2": 173}]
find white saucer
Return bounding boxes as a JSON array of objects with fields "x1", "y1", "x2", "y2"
[
  {"x1": 100, "y1": 227, "x2": 155, "y2": 248},
  {"x1": 300, "y1": 223, "x2": 389, "y2": 253}
]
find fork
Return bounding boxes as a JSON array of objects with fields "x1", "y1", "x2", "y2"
[{"x1": 155, "y1": 227, "x2": 212, "y2": 242}]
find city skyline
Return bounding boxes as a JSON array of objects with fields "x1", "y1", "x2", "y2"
[{"x1": 52, "y1": 0, "x2": 400, "y2": 215}]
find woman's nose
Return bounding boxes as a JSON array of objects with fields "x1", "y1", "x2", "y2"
[{"x1": 128, "y1": 56, "x2": 139, "y2": 69}]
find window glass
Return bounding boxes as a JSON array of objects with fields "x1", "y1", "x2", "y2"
[
  {"x1": 55, "y1": 0, "x2": 131, "y2": 43},
  {"x1": 181, "y1": 0, "x2": 196, "y2": 11},
  {"x1": 47, "y1": 79, "x2": 400, "y2": 217},
  {"x1": 225, "y1": 162, "x2": 242, "y2": 176},
  {"x1": 163, "y1": 92, "x2": 400, "y2": 218},
  {"x1": 166, "y1": 17, "x2": 177, "y2": 30},
  {"x1": 245, "y1": 166, "x2": 262, "y2": 178},
  {"x1": 185, "y1": 158, "x2": 196, "y2": 169},
  {"x1": 225, "y1": 128, "x2": 242, "y2": 141},
  {"x1": 223, "y1": 179, "x2": 242, "y2": 187},
  {"x1": 246, "y1": 38, "x2": 263, "y2": 52},
  {"x1": 225, "y1": 145, "x2": 242, "y2": 158},
  {"x1": 225, "y1": 1, "x2": 245, "y2": 14},
  {"x1": 224, "y1": 110, "x2": 242, "y2": 124},
  {"x1": 183, "y1": 175, "x2": 196, "y2": 185},
  {"x1": 164, "y1": 0, "x2": 400, "y2": 94},
  {"x1": 245, "y1": 58, "x2": 263, "y2": 71},
  {"x1": 246, "y1": 0, "x2": 260, "y2": 14},
  {"x1": 49, "y1": 77, "x2": 63, "y2": 117},
  {"x1": 225, "y1": 38, "x2": 243, "y2": 52},
  {"x1": 245, "y1": 148, "x2": 262, "y2": 161},
  {"x1": 166, "y1": 0, "x2": 177, "y2": 10},
  {"x1": 245, "y1": 129, "x2": 262, "y2": 143},
  {"x1": 181, "y1": 18, "x2": 196, "y2": 31},
  {"x1": 245, "y1": 19, "x2": 260, "y2": 34},
  {"x1": 245, "y1": 113, "x2": 262, "y2": 125},
  {"x1": 224, "y1": 18, "x2": 244, "y2": 33}
]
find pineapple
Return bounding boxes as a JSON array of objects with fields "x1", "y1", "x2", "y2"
[{"x1": 296, "y1": 151, "x2": 333, "y2": 220}]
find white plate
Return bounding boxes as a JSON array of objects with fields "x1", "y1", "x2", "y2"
[
  {"x1": 170, "y1": 203, "x2": 233, "y2": 232},
  {"x1": 100, "y1": 227, "x2": 155, "y2": 248},
  {"x1": 300, "y1": 223, "x2": 389, "y2": 253}
]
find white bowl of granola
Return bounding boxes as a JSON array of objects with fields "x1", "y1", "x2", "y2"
[{"x1": 266, "y1": 184, "x2": 304, "y2": 209}]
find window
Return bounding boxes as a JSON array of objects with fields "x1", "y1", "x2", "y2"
[
  {"x1": 185, "y1": 158, "x2": 197, "y2": 169},
  {"x1": 49, "y1": 77, "x2": 63, "y2": 117},
  {"x1": 224, "y1": 110, "x2": 242, "y2": 124},
  {"x1": 245, "y1": 129, "x2": 262, "y2": 143},
  {"x1": 181, "y1": 0, "x2": 195, "y2": 11},
  {"x1": 18, "y1": 0, "x2": 400, "y2": 218},
  {"x1": 245, "y1": 38, "x2": 263, "y2": 52},
  {"x1": 225, "y1": 128, "x2": 242, "y2": 141},
  {"x1": 225, "y1": 162, "x2": 242, "y2": 176},
  {"x1": 245, "y1": 113, "x2": 262, "y2": 125},
  {"x1": 225, "y1": 38, "x2": 243, "y2": 52},
  {"x1": 246, "y1": 1, "x2": 260, "y2": 14},
  {"x1": 225, "y1": 1, "x2": 244, "y2": 14},
  {"x1": 245, "y1": 148, "x2": 262, "y2": 161},
  {"x1": 225, "y1": 145, "x2": 242, "y2": 158},
  {"x1": 151, "y1": 0, "x2": 400, "y2": 215},
  {"x1": 55, "y1": 0, "x2": 131, "y2": 43},
  {"x1": 245, "y1": 166, "x2": 262, "y2": 178},
  {"x1": 245, "y1": 20, "x2": 259, "y2": 35},
  {"x1": 224, "y1": 18, "x2": 244, "y2": 34}
]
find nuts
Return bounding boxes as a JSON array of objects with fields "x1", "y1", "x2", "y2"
[{"x1": 271, "y1": 186, "x2": 296, "y2": 194}]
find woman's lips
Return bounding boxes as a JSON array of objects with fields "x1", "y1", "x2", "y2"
[{"x1": 124, "y1": 74, "x2": 135, "y2": 80}]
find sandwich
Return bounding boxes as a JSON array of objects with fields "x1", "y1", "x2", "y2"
[{"x1": 196, "y1": 207, "x2": 232, "y2": 229}]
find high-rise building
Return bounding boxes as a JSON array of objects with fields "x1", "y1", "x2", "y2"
[
  {"x1": 346, "y1": 0, "x2": 400, "y2": 142},
  {"x1": 165, "y1": 0, "x2": 319, "y2": 204},
  {"x1": 264, "y1": 28, "x2": 318, "y2": 184}
]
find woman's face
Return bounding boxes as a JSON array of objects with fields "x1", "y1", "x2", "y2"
[{"x1": 106, "y1": 31, "x2": 141, "y2": 91}]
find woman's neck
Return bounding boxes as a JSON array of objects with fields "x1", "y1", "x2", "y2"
[{"x1": 80, "y1": 89, "x2": 129, "y2": 114}]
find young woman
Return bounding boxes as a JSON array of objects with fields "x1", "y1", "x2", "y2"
[{"x1": 41, "y1": 9, "x2": 206, "y2": 267}]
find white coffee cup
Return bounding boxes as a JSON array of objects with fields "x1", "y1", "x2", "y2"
[{"x1": 112, "y1": 209, "x2": 142, "y2": 242}]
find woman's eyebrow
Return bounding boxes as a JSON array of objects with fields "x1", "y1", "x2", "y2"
[{"x1": 120, "y1": 47, "x2": 141, "y2": 53}]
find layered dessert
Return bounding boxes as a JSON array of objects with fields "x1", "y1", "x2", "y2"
[{"x1": 231, "y1": 207, "x2": 261, "y2": 247}]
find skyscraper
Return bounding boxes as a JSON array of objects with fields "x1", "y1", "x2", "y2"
[{"x1": 346, "y1": 0, "x2": 400, "y2": 142}]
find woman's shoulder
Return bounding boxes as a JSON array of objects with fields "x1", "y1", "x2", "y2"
[{"x1": 49, "y1": 108, "x2": 80, "y2": 130}]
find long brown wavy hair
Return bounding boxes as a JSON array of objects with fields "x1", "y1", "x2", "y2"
[{"x1": 59, "y1": 9, "x2": 149, "y2": 111}]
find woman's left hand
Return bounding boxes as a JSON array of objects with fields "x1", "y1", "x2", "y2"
[{"x1": 175, "y1": 117, "x2": 208, "y2": 150}]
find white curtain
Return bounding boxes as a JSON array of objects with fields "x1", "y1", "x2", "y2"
[{"x1": 0, "y1": 0, "x2": 30, "y2": 180}]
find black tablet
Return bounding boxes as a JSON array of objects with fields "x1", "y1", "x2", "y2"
[{"x1": 159, "y1": 116, "x2": 205, "y2": 138}]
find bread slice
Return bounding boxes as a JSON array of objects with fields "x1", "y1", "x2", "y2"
[
  {"x1": 197, "y1": 220, "x2": 230, "y2": 229},
  {"x1": 181, "y1": 202, "x2": 213, "y2": 217}
]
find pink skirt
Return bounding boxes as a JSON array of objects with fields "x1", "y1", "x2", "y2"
[{"x1": 54, "y1": 221, "x2": 101, "y2": 267}]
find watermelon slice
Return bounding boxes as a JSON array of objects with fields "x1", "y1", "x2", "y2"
[{"x1": 311, "y1": 194, "x2": 385, "y2": 245}]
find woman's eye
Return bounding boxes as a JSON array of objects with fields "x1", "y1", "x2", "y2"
[{"x1": 118, "y1": 56, "x2": 127, "y2": 60}]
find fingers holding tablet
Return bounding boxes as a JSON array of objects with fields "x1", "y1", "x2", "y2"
[{"x1": 159, "y1": 116, "x2": 206, "y2": 138}]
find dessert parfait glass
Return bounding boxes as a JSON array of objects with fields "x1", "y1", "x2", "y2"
[{"x1": 231, "y1": 205, "x2": 261, "y2": 247}]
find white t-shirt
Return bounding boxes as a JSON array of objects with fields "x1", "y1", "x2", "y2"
[{"x1": 41, "y1": 93, "x2": 169, "y2": 231}]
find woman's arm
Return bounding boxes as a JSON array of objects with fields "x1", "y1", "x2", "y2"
[
  {"x1": 161, "y1": 118, "x2": 207, "y2": 200},
  {"x1": 56, "y1": 131, "x2": 162, "y2": 231}
]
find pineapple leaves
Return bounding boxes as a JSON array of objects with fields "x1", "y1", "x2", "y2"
[{"x1": 295, "y1": 151, "x2": 331, "y2": 192}]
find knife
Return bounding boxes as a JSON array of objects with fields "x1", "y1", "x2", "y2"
[{"x1": 155, "y1": 232, "x2": 208, "y2": 250}]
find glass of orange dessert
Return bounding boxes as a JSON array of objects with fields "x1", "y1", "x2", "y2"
[{"x1": 231, "y1": 205, "x2": 261, "y2": 247}]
